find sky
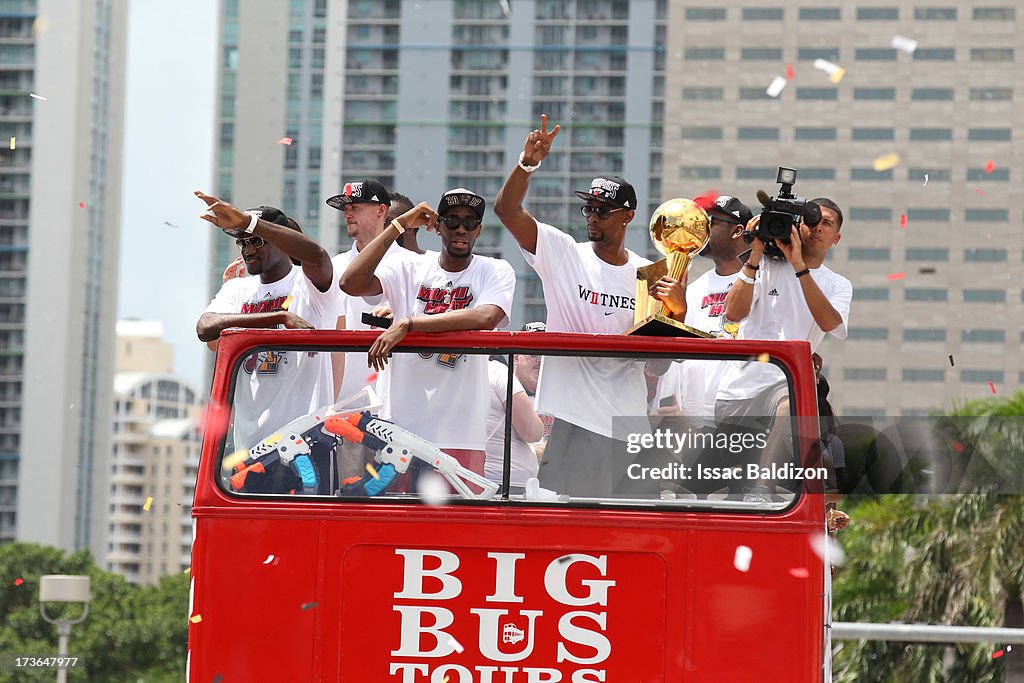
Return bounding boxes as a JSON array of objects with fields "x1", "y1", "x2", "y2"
[{"x1": 117, "y1": 0, "x2": 218, "y2": 389}]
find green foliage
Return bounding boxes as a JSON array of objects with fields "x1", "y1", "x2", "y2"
[{"x1": 0, "y1": 542, "x2": 188, "y2": 682}]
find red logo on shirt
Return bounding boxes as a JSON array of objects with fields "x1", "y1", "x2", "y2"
[
  {"x1": 417, "y1": 285, "x2": 474, "y2": 314},
  {"x1": 240, "y1": 295, "x2": 289, "y2": 314},
  {"x1": 700, "y1": 291, "x2": 729, "y2": 318}
]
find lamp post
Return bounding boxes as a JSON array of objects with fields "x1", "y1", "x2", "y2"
[{"x1": 39, "y1": 575, "x2": 91, "y2": 683}]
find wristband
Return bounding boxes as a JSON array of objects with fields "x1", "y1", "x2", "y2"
[
  {"x1": 390, "y1": 218, "x2": 405, "y2": 235},
  {"x1": 743, "y1": 261, "x2": 760, "y2": 271},
  {"x1": 738, "y1": 272, "x2": 756, "y2": 285},
  {"x1": 404, "y1": 316, "x2": 413, "y2": 332},
  {"x1": 794, "y1": 268, "x2": 811, "y2": 278},
  {"x1": 518, "y1": 151, "x2": 541, "y2": 173},
  {"x1": 243, "y1": 211, "x2": 258, "y2": 234}
]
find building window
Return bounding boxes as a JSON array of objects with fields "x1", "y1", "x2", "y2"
[
  {"x1": 913, "y1": 48, "x2": 955, "y2": 61},
  {"x1": 969, "y1": 88, "x2": 1012, "y2": 101},
  {"x1": 903, "y1": 369, "x2": 945, "y2": 382},
  {"x1": 905, "y1": 248, "x2": 948, "y2": 261},
  {"x1": 857, "y1": 7, "x2": 898, "y2": 19},
  {"x1": 796, "y1": 88, "x2": 838, "y2": 100},
  {"x1": 974, "y1": 7, "x2": 1015, "y2": 19},
  {"x1": 849, "y1": 327, "x2": 889, "y2": 340},
  {"x1": 798, "y1": 48, "x2": 839, "y2": 60},
  {"x1": 742, "y1": 47, "x2": 783, "y2": 60},
  {"x1": 854, "y1": 288, "x2": 890, "y2": 301},
  {"x1": 852, "y1": 127, "x2": 894, "y2": 140},
  {"x1": 680, "y1": 126, "x2": 722, "y2": 140},
  {"x1": 961, "y1": 370, "x2": 1003, "y2": 383},
  {"x1": 964, "y1": 249, "x2": 1007, "y2": 262},
  {"x1": 911, "y1": 88, "x2": 954, "y2": 100},
  {"x1": 794, "y1": 127, "x2": 837, "y2": 140},
  {"x1": 743, "y1": 7, "x2": 784, "y2": 20},
  {"x1": 909, "y1": 128, "x2": 953, "y2": 141},
  {"x1": 686, "y1": 8, "x2": 727, "y2": 20},
  {"x1": 681, "y1": 86, "x2": 724, "y2": 100},
  {"x1": 905, "y1": 288, "x2": 948, "y2": 302},
  {"x1": 845, "y1": 368, "x2": 887, "y2": 381},
  {"x1": 800, "y1": 7, "x2": 841, "y2": 20},
  {"x1": 738, "y1": 126, "x2": 780, "y2": 140},
  {"x1": 848, "y1": 247, "x2": 890, "y2": 260},
  {"x1": 971, "y1": 48, "x2": 1014, "y2": 62},
  {"x1": 850, "y1": 207, "x2": 892, "y2": 221},
  {"x1": 736, "y1": 167, "x2": 777, "y2": 180},
  {"x1": 907, "y1": 168, "x2": 950, "y2": 182},
  {"x1": 739, "y1": 87, "x2": 775, "y2": 100},
  {"x1": 965, "y1": 209, "x2": 1008, "y2": 222},
  {"x1": 851, "y1": 167, "x2": 893, "y2": 181},
  {"x1": 963, "y1": 289, "x2": 1005, "y2": 303},
  {"x1": 914, "y1": 8, "x2": 956, "y2": 20},
  {"x1": 684, "y1": 47, "x2": 725, "y2": 60},
  {"x1": 961, "y1": 329, "x2": 1005, "y2": 343},
  {"x1": 968, "y1": 128, "x2": 1012, "y2": 142},
  {"x1": 853, "y1": 87, "x2": 895, "y2": 100},
  {"x1": 903, "y1": 329, "x2": 946, "y2": 342},
  {"x1": 679, "y1": 166, "x2": 721, "y2": 180},
  {"x1": 967, "y1": 167, "x2": 1009, "y2": 181},
  {"x1": 856, "y1": 48, "x2": 897, "y2": 60},
  {"x1": 801, "y1": 168, "x2": 836, "y2": 180}
]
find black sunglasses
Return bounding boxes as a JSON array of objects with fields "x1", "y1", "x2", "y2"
[
  {"x1": 235, "y1": 235, "x2": 266, "y2": 249},
  {"x1": 440, "y1": 215, "x2": 482, "y2": 230},
  {"x1": 580, "y1": 205, "x2": 626, "y2": 220}
]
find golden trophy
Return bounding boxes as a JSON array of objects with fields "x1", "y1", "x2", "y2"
[{"x1": 625, "y1": 197, "x2": 713, "y2": 337}]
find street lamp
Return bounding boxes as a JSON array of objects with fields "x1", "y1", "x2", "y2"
[{"x1": 39, "y1": 575, "x2": 91, "y2": 683}]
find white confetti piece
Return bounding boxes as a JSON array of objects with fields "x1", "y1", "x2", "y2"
[
  {"x1": 448, "y1": 635, "x2": 465, "y2": 654},
  {"x1": 8, "y1": 137, "x2": 14, "y2": 150},
  {"x1": 890, "y1": 35, "x2": 918, "y2": 54},
  {"x1": 29, "y1": 92, "x2": 47, "y2": 101},
  {"x1": 263, "y1": 554, "x2": 275, "y2": 565},
  {"x1": 923, "y1": 174, "x2": 929, "y2": 186},
  {"x1": 765, "y1": 76, "x2": 787, "y2": 98},
  {"x1": 812, "y1": 58, "x2": 842, "y2": 77},
  {"x1": 417, "y1": 471, "x2": 448, "y2": 506},
  {"x1": 810, "y1": 533, "x2": 846, "y2": 567},
  {"x1": 497, "y1": 0, "x2": 510, "y2": 17},
  {"x1": 733, "y1": 545, "x2": 753, "y2": 572}
]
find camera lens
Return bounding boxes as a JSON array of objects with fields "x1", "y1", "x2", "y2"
[{"x1": 803, "y1": 201, "x2": 822, "y2": 228}]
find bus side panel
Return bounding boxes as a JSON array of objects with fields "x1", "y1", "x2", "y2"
[
  {"x1": 189, "y1": 515, "x2": 322, "y2": 682},
  {"x1": 689, "y1": 529, "x2": 824, "y2": 681}
]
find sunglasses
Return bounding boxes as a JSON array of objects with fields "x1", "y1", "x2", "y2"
[
  {"x1": 580, "y1": 205, "x2": 626, "y2": 220},
  {"x1": 440, "y1": 215, "x2": 482, "y2": 230},
  {"x1": 235, "y1": 235, "x2": 266, "y2": 249}
]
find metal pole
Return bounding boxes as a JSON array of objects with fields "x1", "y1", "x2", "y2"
[
  {"x1": 56, "y1": 621, "x2": 69, "y2": 683},
  {"x1": 833, "y1": 622, "x2": 1024, "y2": 644}
]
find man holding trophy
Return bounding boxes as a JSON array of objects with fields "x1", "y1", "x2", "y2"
[{"x1": 494, "y1": 115, "x2": 696, "y2": 497}]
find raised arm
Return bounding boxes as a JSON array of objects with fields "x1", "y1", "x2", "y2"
[
  {"x1": 493, "y1": 114, "x2": 560, "y2": 255},
  {"x1": 339, "y1": 202, "x2": 437, "y2": 297},
  {"x1": 724, "y1": 215, "x2": 764, "y2": 324},
  {"x1": 195, "y1": 191, "x2": 334, "y2": 292}
]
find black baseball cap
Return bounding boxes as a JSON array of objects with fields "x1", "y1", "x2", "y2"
[
  {"x1": 325, "y1": 179, "x2": 391, "y2": 210},
  {"x1": 437, "y1": 188, "x2": 486, "y2": 219},
  {"x1": 709, "y1": 195, "x2": 753, "y2": 226},
  {"x1": 226, "y1": 205, "x2": 292, "y2": 238},
  {"x1": 573, "y1": 176, "x2": 637, "y2": 210}
]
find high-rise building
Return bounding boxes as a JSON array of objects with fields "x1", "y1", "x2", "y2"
[
  {"x1": 109, "y1": 321, "x2": 200, "y2": 585},
  {"x1": 4, "y1": 0, "x2": 128, "y2": 554},
  {"x1": 209, "y1": 0, "x2": 667, "y2": 327},
  {"x1": 663, "y1": 0, "x2": 1021, "y2": 414}
]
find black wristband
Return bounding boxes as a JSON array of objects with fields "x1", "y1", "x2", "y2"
[
  {"x1": 743, "y1": 262, "x2": 760, "y2": 271},
  {"x1": 794, "y1": 268, "x2": 810, "y2": 279}
]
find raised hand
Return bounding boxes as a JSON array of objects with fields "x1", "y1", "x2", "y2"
[
  {"x1": 195, "y1": 190, "x2": 250, "y2": 232},
  {"x1": 522, "y1": 113, "x2": 561, "y2": 166}
]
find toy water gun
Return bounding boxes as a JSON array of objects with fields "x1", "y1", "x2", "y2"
[
  {"x1": 325, "y1": 412, "x2": 499, "y2": 501},
  {"x1": 224, "y1": 387, "x2": 383, "y2": 493}
]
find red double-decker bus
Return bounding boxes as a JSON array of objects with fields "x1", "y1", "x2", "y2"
[{"x1": 187, "y1": 329, "x2": 828, "y2": 682}]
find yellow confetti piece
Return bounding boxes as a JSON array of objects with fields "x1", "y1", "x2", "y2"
[
  {"x1": 828, "y1": 67, "x2": 845, "y2": 84},
  {"x1": 221, "y1": 448, "x2": 250, "y2": 471},
  {"x1": 282, "y1": 295, "x2": 294, "y2": 310},
  {"x1": 190, "y1": 614, "x2": 203, "y2": 624},
  {"x1": 366, "y1": 463, "x2": 380, "y2": 480},
  {"x1": 143, "y1": 496, "x2": 153, "y2": 511},
  {"x1": 32, "y1": 15, "x2": 50, "y2": 35},
  {"x1": 756, "y1": 353, "x2": 771, "y2": 363},
  {"x1": 265, "y1": 433, "x2": 283, "y2": 445},
  {"x1": 872, "y1": 153, "x2": 901, "y2": 172},
  {"x1": 8, "y1": 137, "x2": 14, "y2": 150},
  {"x1": 183, "y1": 567, "x2": 191, "y2": 575}
]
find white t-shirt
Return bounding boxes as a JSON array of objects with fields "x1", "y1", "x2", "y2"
[
  {"x1": 204, "y1": 265, "x2": 341, "y2": 448},
  {"x1": 680, "y1": 268, "x2": 738, "y2": 422},
  {"x1": 522, "y1": 222, "x2": 651, "y2": 438},
  {"x1": 375, "y1": 252, "x2": 516, "y2": 449},
  {"x1": 717, "y1": 259, "x2": 853, "y2": 402},
  {"x1": 331, "y1": 241, "x2": 408, "y2": 402},
  {"x1": 484, "y1": 360, "x2": 539, "y2": 487}
]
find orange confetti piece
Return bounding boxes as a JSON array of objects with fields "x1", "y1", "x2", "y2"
[
  {"x1": 78, "y1": 201, "x2": 86, "y2": 209},
  {"x1": 785, "y1": 63, "x2": 795, "y2": 80},
  {"x1": 988, "y1": 381, "x2": 997, "y2": 394},
  {"x1": 14, "y1": 577, "x2": 24, "y2": 586},
  {"x1": 277, "y1": 137, "x2": 293, "y2": 145},
  {"x1": 143, "y1": 496, "x2": 153, "y2": 511},
  {"x1": 899, "y1": 214, "x2": 907, "y2": 229},
  {"x1": 984, "y1": 160, "x2": 995, "y2": 174},
  {"x1": 886, "y1": 272, "x2": 905, "y2": 281},
  {"x1": 366, "y1": 463, "x2": 380, "y2": 480},
  {"x1": 190, "y1": 614, "x2": 203, "y2": 624},
  {"x1": 365, "y1": 372, "x2": 378, "y2": 384},
  {"x1": 756, "y1": 353, "x2": 770, "y2": 363},
  {"x1": 992, "y1": 649, "x2": 1005, "y2": 659}
]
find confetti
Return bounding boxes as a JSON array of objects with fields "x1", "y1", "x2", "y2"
[
  {"x1": 988, "y1": 381, "x2": 997, "y2": 394},
  {"x1": 162, "y1": 220, "x2": 179, "y2": 228},
  {"x1": 984, "y1": 160, "x2": 995, "y2": 174},
  {"x1": 14, "y1": 577, "x2": 24, "y2": 586},
  {"x1": 886, "y1": 272, "x2": 906, "y2": 281},
  {"x1": 890, "y1": 35, "x2": 918, "y2": 54},
  {"x1": 8, "y1": 137, "x2": 14, "y2": 150},
  {"x1": 277, "y1": 137, "x2": 293, "y2": 145},
  {"x1": 282, "y1": 295, "x2": 294, "y2": 310},
  {"x1": 899, "y1": 214, "x2": 908, "y2": 229},
  {"x1": 143, "y1": 496, "x2": 153, "y2": 511},
  {"x1": 262, "y1": 554, "x2": 276, "y2": 565},
  {"x1": 785, "y1": 63, "x2": 795, "y2": 80},
  {"x1": 733, "y1": 545, "x2": 753, "y2": 572},
  {"x1": 222, "y1": 448, "x2": 250, "y2": 472},
  {"x1": 922, "y1": 174, "x2": 929, "y2": 186},
  {"x1": 78, "y1": 201, "x2": 86, "y2": 209},
  {"x1": 190, "y1": 614, "x2": 203, "y2": 624},
  {"x1": 32, "y1": 15, "x2": 50, "y2": 35},
  {"x1": 810, "y1": 533, "x2": 846, "y2": 567},
  {"x1": 756, "y1": 353, "x2": 770, "y2": 363},
  {"x1": 29, "y1": 93, "x2": 47, "y2": 101},
  {"x1": 952, "y1": 441, "x2": 965, "y2": 454},
  {"x1": 184, "y1": 567, "x2": 191, "y2": 575},
  {"x1": 789, "y1": 567, "x2": 809, "y2": 579},
  {"x1": 872, "y1": 153, "x2": 901, "y2": 172},
  {"x1": 948, "y1": 354, "x2": 955, "y2": 367},
  {"x1": 975, "y1": 188, "x2": 985, "y2": 196},
  {"x1": 691, "y1": 189, "x2": 720, "y2": 212},
  {"x1": 766, "y1": 76, "x2": 787, "y2": 98},
  {"x1": 301, "y1": 601, "x2": 319, "y2": 610},
  {"x1": 366, "y1": 463, "x2": 380, "y2": 480},
  {"x1": 812, "y1": 58, "x2": 844, "y2": 84},
  {"x1": 418, "y1": 471, "x2": 449, "y2": 506},
  {"x1": 448, "y1": 635, "x2": 465, "y2": 654},
  {"x1": 498, "y1": 0, "x2": 510, "y2": 18},
  {"x1": 365, "y1": 372, "x2": 378, "y2": 384},
  {"x1": 993, "y1": 649, "x2": 1005, "y2": 659},
  {"x1": 828, "y1": 68, "x2": 846, "y2": 84}
]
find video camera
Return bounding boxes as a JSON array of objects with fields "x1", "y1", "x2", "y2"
[{"x1": 746, "y1": 167, "x2": 822, "y2": 259}]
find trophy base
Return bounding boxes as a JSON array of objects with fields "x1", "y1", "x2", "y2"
[{"x1": 625, "y1": 315, "x2": 714, "y2": 338}]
